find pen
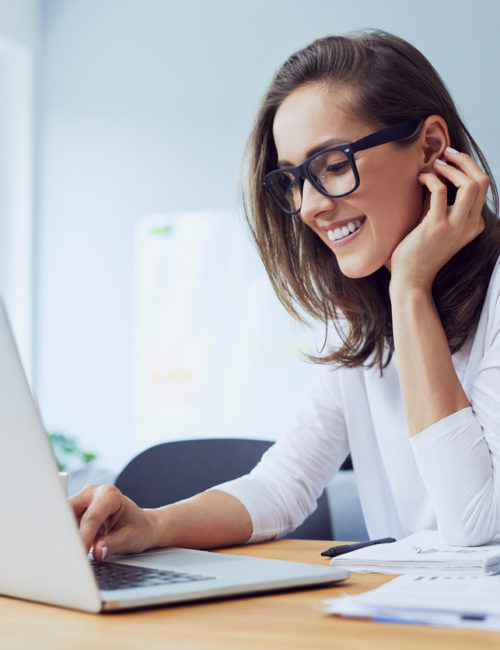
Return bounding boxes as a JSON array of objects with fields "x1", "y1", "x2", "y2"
[{"x1": 321, "y1": 537, "x2": 396, "y2": 557}]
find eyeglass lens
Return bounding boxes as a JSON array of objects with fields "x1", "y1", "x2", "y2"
[{"x1": 268, "y1": 149, "x2": 355, "y2": 213}]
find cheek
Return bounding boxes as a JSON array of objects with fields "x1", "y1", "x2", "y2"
[
  {"x1": 363, "y1": 172, "x2": 423, "y2": 229},
  {"x1": 396, "y1": 180, "x2": 425, "y2": 231}
]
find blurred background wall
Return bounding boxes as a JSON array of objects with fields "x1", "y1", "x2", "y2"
[
  {"x1": 1, "y1": 0, "x2": 499, "y2": 473},
  {"x1": 0, "y1": 0, "x2": 37, "y2": 382}
]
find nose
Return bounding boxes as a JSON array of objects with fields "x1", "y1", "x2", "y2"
[{"x1": 299, "y1": 179, "x2": 337, "y2": 221}]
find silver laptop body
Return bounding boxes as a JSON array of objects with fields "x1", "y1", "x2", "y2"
[{"x1": 0, "y1": 300, "x2": 348, "y2": 613}]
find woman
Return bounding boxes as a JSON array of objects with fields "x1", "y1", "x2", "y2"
[{"x1": 72, "y1": 30, "x2": 500, "y2": 560}]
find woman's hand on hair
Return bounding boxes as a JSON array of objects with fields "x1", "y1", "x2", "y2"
[
  {"x1": 389, "y1": 148, "x2": 484, "y2": 438},
  {"x1": 389, "y1": 147, "x2": 488, "y2": 294}
]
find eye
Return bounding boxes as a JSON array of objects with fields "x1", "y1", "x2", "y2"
[
  {"x1": 309, "y1": 149, "x2": 356, "y2": 196},
  {"x1": 279, "y1": 171, "x2": 297, "y2": 195},
  {"x1": 325, "y1": 160, "x2": 351, "y2": 175},
  {"x1": 322, "y1": 152, "x2": 351, "y2": 176},
  {"x1": 310, "y1": 150, "x2": 351, "y2": 180}
]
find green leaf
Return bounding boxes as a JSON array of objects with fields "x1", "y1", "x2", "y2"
[{"x1": 48, "y1": 431, "x2": 98, "y2": 471}]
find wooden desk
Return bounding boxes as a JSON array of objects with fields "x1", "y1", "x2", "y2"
[{"x1": 1, "y1": 539, "x2": 499, "y2": 649}]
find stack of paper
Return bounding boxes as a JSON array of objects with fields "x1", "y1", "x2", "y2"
[
  {"x1": 324, "y1": 573, "x2": 500, "y2": 630},
  {"x1": 329, "y1": 530, "x2": 500, "y2": 575}
]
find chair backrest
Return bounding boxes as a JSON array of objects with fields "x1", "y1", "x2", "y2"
[{"x1": 115, "y1": 438, "x2": 333, "y2": 540}]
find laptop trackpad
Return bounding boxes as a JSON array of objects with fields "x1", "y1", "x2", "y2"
[{"x1": 109, "y1": 547, "x2": 241, "y2": 570}]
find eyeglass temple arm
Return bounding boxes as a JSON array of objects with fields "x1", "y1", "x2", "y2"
[{"x1": 350, "y1": 121, "x2": 420, "y2": 154}]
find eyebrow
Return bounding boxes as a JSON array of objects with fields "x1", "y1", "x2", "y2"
[{"x1": 277, "y1": 137, "x2": 349, "y2": 168}]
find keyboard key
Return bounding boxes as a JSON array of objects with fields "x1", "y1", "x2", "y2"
[{"x1": 90, "y1": 559, "x2": 215, "y2": 591}]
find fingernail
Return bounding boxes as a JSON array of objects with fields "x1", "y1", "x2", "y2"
[
  {"x1": 434, "y1": 158, "x2": 447, "y2": 166},
  {"x1": 445, "y1": 146, "x2": 458, "y2": 154},
  {"x1": 101, "y1": 546, "x2": 108, "y2": 560}
]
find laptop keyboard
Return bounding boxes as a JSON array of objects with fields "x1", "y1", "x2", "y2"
[{"x1": 91, "y1": 559, "x2": 215, "y2": 591}]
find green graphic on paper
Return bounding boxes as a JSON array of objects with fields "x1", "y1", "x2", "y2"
[
  {"x1": 417, "y1": 547, "x2": 478, "y2": 555},
  {"x1": 151, "y1": 224, "x2": 172, "y2": 235}
]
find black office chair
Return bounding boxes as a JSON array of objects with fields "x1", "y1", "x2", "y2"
[{"x1": 115, "y1": 438, "x2": 334, "y2": 540}]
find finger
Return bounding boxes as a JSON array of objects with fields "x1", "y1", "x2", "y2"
[
  {"x1": 417, "y1": 171, "x2": 448, "y2": 220},
  {"x1": 78, "y1": 484, "x2": 124, "y2": 553},
  {"x1": 93, "y1": 500, "x2": 152, "y2": 560},
  {"x1": 93, "y1": 525, "x2": 138, "y2": 560},
  {"x1": 70, "y1": 484, "x2": 99, "y2": 524},
  {"x1": 93, "y1": 539, "x2": 109, "y2": 561},
  {"x1": 431, "y1": 158, "x2": 482, "y2": 220},
  {"x1": 443, "y1": 147, "x2": 488, "y2": 181},
  {"x1": 442, "y1": 148, "x2": 490, "y2": 217},
  {"x1": 430, "y1": 158, "x2": 486, "y2": 244}
]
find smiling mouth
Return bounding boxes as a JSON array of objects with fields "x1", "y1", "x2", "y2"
[{"x1": 327, "y1": 218, "x2": 365, "y2": 242}]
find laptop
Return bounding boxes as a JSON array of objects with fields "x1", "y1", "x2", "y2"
[{"x1": 0, "y1": 300, "x2": 349, "y2": 613}]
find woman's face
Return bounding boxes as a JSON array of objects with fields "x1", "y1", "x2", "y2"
[{"x1": 272, "y1": 83, "x2": 424, "y2": 278}]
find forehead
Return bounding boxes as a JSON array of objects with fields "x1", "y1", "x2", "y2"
[{"x1": 273, "y1": 83, "x2": 369, "y2": 163}]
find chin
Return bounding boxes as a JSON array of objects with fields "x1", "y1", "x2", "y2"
[{"x1": 336, "y1": 258, "x2": 384, "y2": 279}]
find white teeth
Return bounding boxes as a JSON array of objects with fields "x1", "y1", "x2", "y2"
[{"x1": 327, "y1": 219, "x2": 364, "y2": 242}]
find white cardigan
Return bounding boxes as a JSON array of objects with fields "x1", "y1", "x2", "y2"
[{"x1": 217, "y1": 256, "x2": 500, "y2": 546}]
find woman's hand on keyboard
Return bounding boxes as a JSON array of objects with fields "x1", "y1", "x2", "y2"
[{"x1": 70, "y1": 484, "x2": 157, "y2": 560}]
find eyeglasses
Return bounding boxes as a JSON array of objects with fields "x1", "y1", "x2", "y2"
[{"x1": 263, "y1": 121, "x2": 419, "y2": 215}]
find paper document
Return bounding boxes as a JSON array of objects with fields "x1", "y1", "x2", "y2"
[
  {"x1": 329, "y1": 530, "x2": 500, "y2": 575},
  {"x1": 324, "y1": 573, "x2": 500, "y2": 630}
]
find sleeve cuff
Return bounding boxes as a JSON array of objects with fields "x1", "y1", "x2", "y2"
[
  {"x1": 211, "y1": 476, "x2": 283, "y2": 543},
  {"x1": 410, "y1": 406, "x2": 475, "y2": 450}
]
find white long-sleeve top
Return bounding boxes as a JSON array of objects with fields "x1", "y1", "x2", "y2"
[{"x1": 217, "y1": 256, "x2": 500, "y2": 546}]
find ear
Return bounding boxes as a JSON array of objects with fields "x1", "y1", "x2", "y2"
[{"x1": 418, "y1": 115, "x2": 450, "y2": 170}]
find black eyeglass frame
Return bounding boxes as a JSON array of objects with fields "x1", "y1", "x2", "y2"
[{"x1": 263, "y1": 120, "x2": 420, "y2": 215}]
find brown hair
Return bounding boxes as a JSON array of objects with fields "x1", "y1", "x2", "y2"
[{"x1": 242, "y1": 29, "x2": 500, "y2": 371}]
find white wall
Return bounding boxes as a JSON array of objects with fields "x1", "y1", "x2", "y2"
[
  {"x1": 132, "y1": 210, "x2": 321, "y2": 456},
  {"x1": 0, "y1": 0, "x2": 39, "y2": 381},
  {"x1": 35, "y1": 0, "x2": 500, "y2": 471},
  {"x1": 0, "y1": 40, "x2": 33, "y2": 379},
  {"x1": 0, "y1": 0, "x2": 38, "y2": 46}
]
